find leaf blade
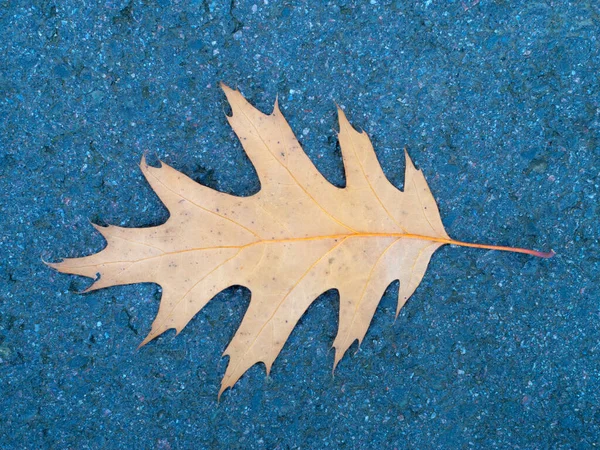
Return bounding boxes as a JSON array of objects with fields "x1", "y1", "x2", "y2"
[{"x1": 48, "y1": 84, "x2": 552, "y2": 397}]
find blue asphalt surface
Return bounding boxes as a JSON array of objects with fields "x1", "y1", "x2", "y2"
[{"x1": 1, "y1": 1, "x2": 599, "y2": 448}]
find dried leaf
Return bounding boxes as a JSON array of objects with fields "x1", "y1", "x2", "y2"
[{"x1": 48, "y1": 84, "x2": 554, "y2": 397}]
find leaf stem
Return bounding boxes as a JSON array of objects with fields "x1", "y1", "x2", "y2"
[{"x1": 401, "y1": 234, "x2": 555, "y2": 258}]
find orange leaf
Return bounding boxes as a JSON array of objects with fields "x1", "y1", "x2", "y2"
[{"x1": 48, "y1": 84, "x2": 554, "y2": 398}]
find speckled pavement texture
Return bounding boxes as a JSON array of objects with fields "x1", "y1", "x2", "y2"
[{"x1": 1, "y1": 1, "x2": 599, "y2": 448}]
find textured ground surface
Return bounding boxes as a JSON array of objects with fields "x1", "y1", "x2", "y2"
[{"x1": 1, "y1": 1, "x2": 599, "y2": 448}]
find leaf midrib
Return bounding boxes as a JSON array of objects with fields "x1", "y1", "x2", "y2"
[{"x1": 68, "y1": 232, "x2": 451, "y2": 269}]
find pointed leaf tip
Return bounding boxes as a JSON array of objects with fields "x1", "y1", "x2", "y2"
[
  {"x1": 332, "y1": 352, "x2": 342, "y2": 373},
  {"x1": 336, "y1": 106, "x2": 351, "y2": 133},
  {"x1": 41, "y1": 254, "x2": 62, "y2": 269},
  {"x1": 219, "y1": 82, "x2": 235, "y2": 94},
  {"x1": 77, "y1": 285, "x2": 95, "y2": 295},
  {"x1": 217, "y1": 386, "x2": 227, "y2": 402},
  {"x1": 138, "y1": 334, "x2": 154, "y2": 349},
  {"x1": 90, "y1": 222, "x2": 106, "y2": 232},
  {"x1": 404, "y1": 148, "x2": 415, "y2": 169}
]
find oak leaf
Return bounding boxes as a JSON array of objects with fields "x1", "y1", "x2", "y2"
[{"x1": 48, "y1": 84, "x2": 553, "y2": 397}]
